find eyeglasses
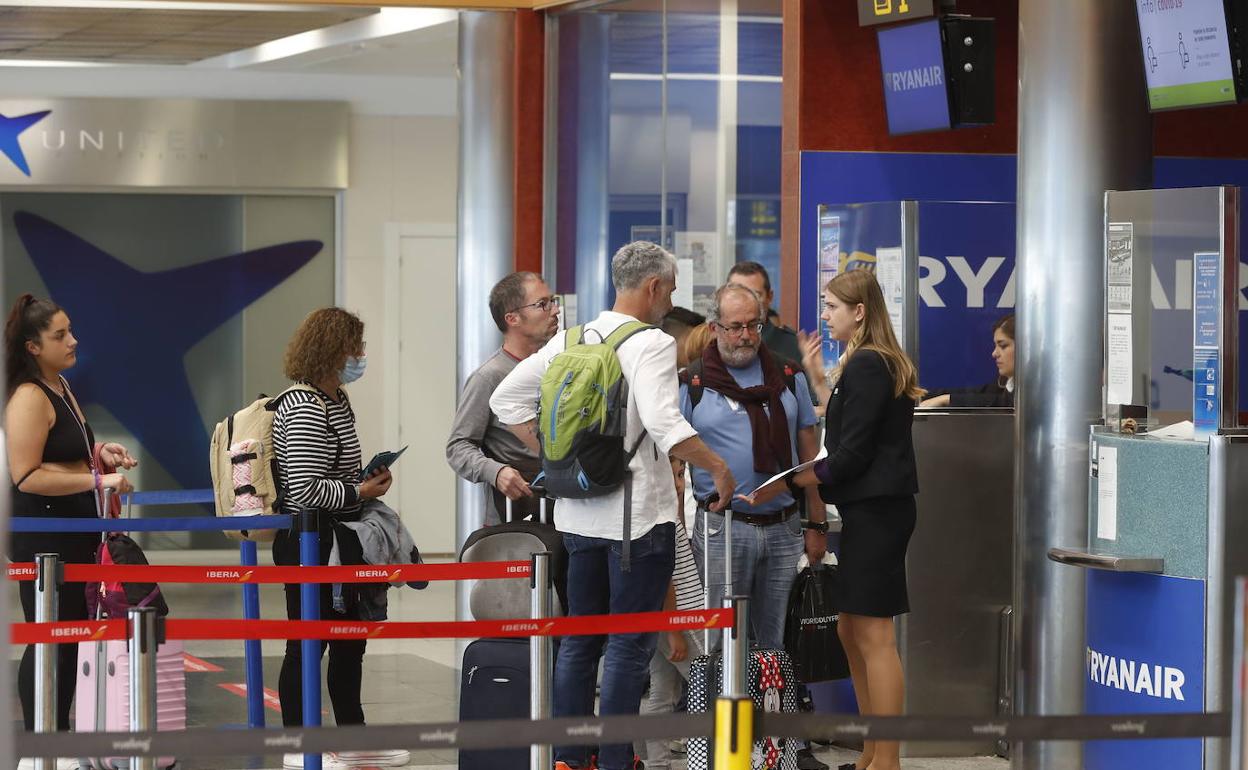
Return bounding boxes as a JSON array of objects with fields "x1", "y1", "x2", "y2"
[
  {"x1": 714, "y1": 321, "x2": 765, "y2": 337},
  {"x1": 510, "y1": 296, "x2": 561, "y2": 314}
]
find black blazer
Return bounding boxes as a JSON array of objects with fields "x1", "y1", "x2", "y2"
[
  {"x1": 816, "y1": 349, "x2": 918, "y2": 504},
  {"x1": 928, "y1": 381, "x2": 1014, "y2": 408}
]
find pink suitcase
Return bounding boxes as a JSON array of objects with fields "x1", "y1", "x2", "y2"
[{"x1": 76, "y1": 639, "x2": 186, "y2": 769}]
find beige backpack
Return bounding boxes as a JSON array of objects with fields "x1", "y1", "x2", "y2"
[{"x1": 209, "y1": 384, "x2": 337, "y2": 542}]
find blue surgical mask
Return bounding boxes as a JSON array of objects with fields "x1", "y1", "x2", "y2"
[{"x1": 341, "y1": 355, "x2": 367, "y2": 384}]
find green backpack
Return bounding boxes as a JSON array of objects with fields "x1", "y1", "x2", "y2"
[{"x1": 537, "y1": 320, "x2": 653, "y2": 500}]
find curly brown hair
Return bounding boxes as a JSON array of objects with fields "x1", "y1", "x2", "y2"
[{"x1": 284, "y1": 308, "x2": 365, "y2": 383}]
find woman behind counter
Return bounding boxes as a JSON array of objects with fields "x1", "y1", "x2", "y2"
[
  {"x1": 919, "y1": 314, "x2": 1015, "y2": 409},
  {"x1": 5, "y1": 294, "x2": 136, "y2": 762},
  {"x1": 745, "y1": 269, "x2": 921, "y2": 770}
]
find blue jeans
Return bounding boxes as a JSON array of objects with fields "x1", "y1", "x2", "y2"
[
  {"x1": 554, "y1": 522, "x2": 676, "y2": 770},
  {"x1": 691, "y1": 508, "x2": 804, "y2": 651}
]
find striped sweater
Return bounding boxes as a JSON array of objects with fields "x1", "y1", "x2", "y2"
[{"x1": 272, "y1": 384, "x2": 363, "y2": 516}]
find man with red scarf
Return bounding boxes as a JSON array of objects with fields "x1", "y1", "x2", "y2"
[{"x1": 680, "y1": 282, "x2": 826, "y2": 650}]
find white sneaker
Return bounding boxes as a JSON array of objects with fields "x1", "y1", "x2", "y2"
[
  {"x1": 282, "y1": 754, "x2": 350, "y2": 770},
  {"x1": 333, "y1": 750, "x2": 411, "y2": 767},
  {"x1": 18, "y1": 759, "x2": 81, "y2": 770}
]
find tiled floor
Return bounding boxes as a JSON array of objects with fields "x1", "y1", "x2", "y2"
[{"x1": 10, "y1": 549, "x2": 1007, "y2": 770}]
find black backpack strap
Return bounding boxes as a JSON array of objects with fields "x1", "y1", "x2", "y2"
[
  {"x1": 680, "y1": 359, "x2": 706, "y2": 409},
  {"x1": 776, "y1": 357, "x2": 801, "y2": 400}
]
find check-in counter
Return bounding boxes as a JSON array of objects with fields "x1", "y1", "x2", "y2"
[
  {"x1": 903, "y1": 409, "x2": 1015, "y2": 756},
  {"x1": 811, "y1": 409, "x2": 1015, "y2": 758},
  {"x1": 1050, "y1": 429, "x2": 1248, "y2": 770}
]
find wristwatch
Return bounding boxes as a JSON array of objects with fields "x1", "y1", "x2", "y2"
[
  {"x1": 803, "y1": 519, "x2": 829, "y2": 533},
  {"x1": 785, "y1": 474, "x2": 802, "y2": 496}
]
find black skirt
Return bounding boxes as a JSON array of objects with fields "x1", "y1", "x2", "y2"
[{"x1": 835, "y1": 495, "x2": 916, "y2": 618}]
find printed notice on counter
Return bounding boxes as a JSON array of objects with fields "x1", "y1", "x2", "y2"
[
  {"x1": 876, "y1": 247, "x2": 906, "y2": 348},
  {"x1": 1097, "y1": 445, "x2": 1118, "y2": 541},
  {"x1": 1106, "y1": 314, "x2": 1134, "y2": 405},
  {"x1": 1193, "y1": 251, "x2": 1220, "y2": 348},
  {"x1": 1107, "y1": 223, "x2": 1134, "y2": 313}
]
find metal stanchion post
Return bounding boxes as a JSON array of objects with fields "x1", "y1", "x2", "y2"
[
  {"x1": 530, "y1": 552, "x2": 554, "y2": 770},
  {"x1": 299, "y1": 511, "x2": 322, "y2": 770},
  {"x1": 715, "y1": 596, "x2": 750, "y2": 770},
  {"x1": 128, "y1": 606, "x2": 159, "y2": 770},
  {"x1": 32, "y1": 553, "x2": 61, "y2": 770},
  {"x1": 239, "y1": 540, "x2": 265, "y2": 728}
]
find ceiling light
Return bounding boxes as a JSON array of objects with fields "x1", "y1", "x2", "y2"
[
  {"x1": 192, "y1": 7, "x2": 456, "y2": 68},
  {"x1": 0, "y1": 0, "x2": 345, "y2": 11}
]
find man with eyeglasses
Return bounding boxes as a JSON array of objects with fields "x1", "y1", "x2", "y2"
[
  {"x1": 680, "y1": 282, "x2": 826, "y2": 649},
  {"x1": 726, "y1": 261, "x2": 803, "y2": 364},
  {"x1": 446, "y1": 271, "x2": 561, "y2": 524}
]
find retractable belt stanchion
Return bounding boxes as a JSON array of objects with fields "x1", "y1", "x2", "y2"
[
  {"x1": 239, "y1": 540, "x2": 265, "y2": 728},
  {"x1": 127, "y1": 606, "x2": 160, "y2": 770},
  {"x1": 32, "y1": 553, "x2": 61, "y2": 770},
  {"x1": 300, "y1": 511, "x2": 322, "y2": 770},
  {"x1": 530, "y1": 551, "x2": 554, "y2": 770},
  {"x1": 715, "y1": 596, "x2": 750, "y2": 770}
]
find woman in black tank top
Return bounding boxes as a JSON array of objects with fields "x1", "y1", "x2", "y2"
[{"x1": 4, "y1": 294, "x2": 138, "y2": 740}]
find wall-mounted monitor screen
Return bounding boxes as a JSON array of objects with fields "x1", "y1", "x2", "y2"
[
  {"x1": 878, "y1": 18, "x2": 952, "y2": 135},
  {"x1": 1136, "y1": 0, "x2": 1240, "y2": 110}
]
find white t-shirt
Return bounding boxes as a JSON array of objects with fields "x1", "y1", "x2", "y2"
[{"x1": 490, "y1": 311, "x2": 699, "y2": 540}]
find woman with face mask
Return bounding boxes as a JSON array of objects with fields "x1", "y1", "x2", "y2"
[
  {"x1": 5, "y1": 294, "x2": 136, "y2": 760},
  {"x1": 270, "y1": 308, "x2": 406, "y2": 770}
]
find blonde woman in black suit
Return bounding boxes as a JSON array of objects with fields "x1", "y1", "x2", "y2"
[{"x1": 744, "y1": 269, "x2": 922, "y2": 770}]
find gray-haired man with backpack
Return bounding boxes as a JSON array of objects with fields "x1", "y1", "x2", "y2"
[{"x1": 491, "y1": 241, "x2": 734, "y2": 770}]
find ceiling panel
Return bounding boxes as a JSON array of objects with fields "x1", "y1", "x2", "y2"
[{"x1": 0, "y1": 4, "x2": 377, "y2": 64}]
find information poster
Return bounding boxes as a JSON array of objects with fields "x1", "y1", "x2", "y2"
[
  {"x1": 1193, "y1": 251, "x2": 1221, "y2": 436},
  {"x1": 675, "y1": 232, "x2": 720, "y2": 318},
  {"x1": 875, "y1": 246, "x2": 907, "y2": 349},
  {"x1": 1136, "y1": 0, "x2": 1238, "y2": 110},
  {"x1": 629, "y1": 225, "x2": 673, "y2": 250},
  {"x1": 1107, "y1": 223, "x2": 1134, "y2": 314},
  {"x1": 816, "y1": 208, "x2": 842, "y2": 366},
  {"x1": 1107, "y1": 314, "x2": 1134, "y2": 406}
]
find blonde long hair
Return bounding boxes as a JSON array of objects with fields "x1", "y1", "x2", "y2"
[{"x1": 827, "y1": 270, "x2": 925, "y2": 400}]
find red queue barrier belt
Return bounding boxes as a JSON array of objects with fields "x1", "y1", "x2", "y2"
[
  {"x1": 7, "y1": 560, "x2": 531, "y2": 583},
  {"x1": 11, "y1": 609, "x2": 733, "y2": 645}
]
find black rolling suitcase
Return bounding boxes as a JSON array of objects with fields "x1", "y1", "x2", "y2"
[
  {"x1": 458, "y1": 637, "x2": 529, "y2": 770},
  {"x1": 459, "y1": 495, "x2": 567, "y2": 618},
  {"x1": 458, "y1": 495, "x2": 563, "y2": 770},
  {"x1": 687, "y1": 501, "x2": 800, "y2": 770}
]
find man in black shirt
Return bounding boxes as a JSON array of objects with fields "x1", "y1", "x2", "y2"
[{"x1": 726, "y1": 261, "x2": 801, "y2": 363}]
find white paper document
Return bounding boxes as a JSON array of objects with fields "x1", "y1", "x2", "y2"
[
  {"x1": 1096, "y1": 445, "x2": 1118, "y2": 541},
  {"x1": 675, "y1": 258, "x2": 694, "y2": 310},
  {"x1": 1148, "y1": 420, "x2": 1195, "y2": 441},
  {"x1": 749, "y1": 441, "x2": 828, "y2": 496},
  {"x1": 1106, "y1": 314, "x2": 1133, "y2": 406}
]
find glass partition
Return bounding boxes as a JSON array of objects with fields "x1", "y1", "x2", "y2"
[
  {"x1": 546, "y1": 0, "x2": 782, "y2": 322},
  {"x1": 809, "y1": 199, "x2": 1017, "y2": 400},
  {"x1": 1102, "y1": 186, "x2": 1242, "y2": 433}
]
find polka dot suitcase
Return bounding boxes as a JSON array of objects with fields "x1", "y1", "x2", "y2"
[{"x1": 686, "y1": 648, "x2": 800, "y2": 770}]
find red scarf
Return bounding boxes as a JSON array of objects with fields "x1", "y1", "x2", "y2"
[{"x1": 699, "y1": 342, "x2": 793, "y2": 474}]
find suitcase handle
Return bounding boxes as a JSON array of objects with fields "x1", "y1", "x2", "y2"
[
  {"x1": 700, "y1": 493, "x2": 733, "y2": 652},
  {"x1": 503, "y1": 488, "x2": 553, "y2": 525}
]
